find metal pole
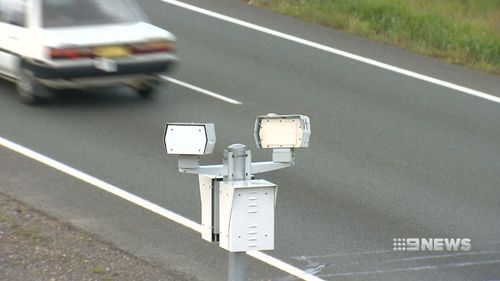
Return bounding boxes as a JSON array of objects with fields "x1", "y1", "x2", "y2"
[
  {"x1": 226, "y1": 144, "x2": 248, "y2": 281},
  {"x1": 228, "y1": 251, "x2": 248, "y2": 281}
]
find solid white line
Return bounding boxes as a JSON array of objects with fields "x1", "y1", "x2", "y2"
[
  {"x1": 247, "y1": 251, "x2": 324, "y2": 281},
  {"x1": 246, "y1": 251, "x2": 323, "y2": 281},
  {"x1": 160, "y1": 0, "x2": 500, "y2": 104},
  {"x1": 161, "y1": 76, "x2": 243, "y2": 105},
  {"x1": 0, "y1": 136, "x2": 201, "y2": 233},
  {"x1": 0, "y1": 136, "x2": 323, "y2": 281}
]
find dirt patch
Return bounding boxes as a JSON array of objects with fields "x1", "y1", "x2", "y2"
[{"x1": 0, "y1": 192, "x2": 198, "y2": 281}]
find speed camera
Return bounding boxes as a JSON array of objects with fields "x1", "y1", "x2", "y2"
[
  {"x1": 254, "y1": 114, "x2": 310, "y2": 149},
  {"x1": 164, "y1": 123, "x2": 216, "y2": 155}
]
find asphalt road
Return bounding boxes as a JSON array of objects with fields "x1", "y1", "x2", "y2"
[{"x1": 1, "y1": 0, "x2": 499, "y2": 280}]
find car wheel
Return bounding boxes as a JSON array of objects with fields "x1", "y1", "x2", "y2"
[
  {"x1": 135, "y1": 79, "x2": 161, "y2": 99},
  {"x1": 16, "y1": 70, "x2": 46, "y2": 105},
  {"x1": 137, "y1": 86, "x2": 156, "y2": 99}
]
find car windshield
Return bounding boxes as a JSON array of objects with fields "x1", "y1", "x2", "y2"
[{"x1": 42, "y1": 0, "x2": 144, "y2": 28}]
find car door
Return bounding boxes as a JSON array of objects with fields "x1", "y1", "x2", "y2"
[{"x1": 0, "y1": 0, "x2": 28, "y2": 78}]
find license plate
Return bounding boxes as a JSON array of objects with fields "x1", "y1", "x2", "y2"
[
  {"x1": 94, "y1": 46, "x2": 130, "y2": 58},
  {"x1": 94, "y1": 58, "x2": 117, "y2": 72}
]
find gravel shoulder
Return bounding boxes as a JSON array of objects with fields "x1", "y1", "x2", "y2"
[{"x1": 0, "y1": 192, "x2": 199, "y2": 281}]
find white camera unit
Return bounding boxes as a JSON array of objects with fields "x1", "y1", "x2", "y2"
[
  {"x1": 254, "y1": 114, "x2": 311, "y2": 149},
  {"x1": 219, "y1": 179, "x2": 277, "y2": 252},
  {"x1": 164, "y1": 123, "x2": 216, "y2": 155}
]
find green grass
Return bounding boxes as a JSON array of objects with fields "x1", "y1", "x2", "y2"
[
  {"x1": 252, "y1": 0, "x2": 500, "y2": 74},
  {"x1": 10, "y1": 223, "x2": 49, "y2": 242},
  {"x1": 91, "y1": 265, "x2": 107, "y2": 274},
  {"x1": 91, "y1": 265, "x2": 113, "y2": 281}
]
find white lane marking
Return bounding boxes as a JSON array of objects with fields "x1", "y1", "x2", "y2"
[
  {"x1": 160, "y1": 0, "x2": 500, "y2": 104},
  {"x1": 247, "y1": 251, "x2": 325, "y2": 281},
  {"x1": 0, "y1": 136, "x2": 323, "y2": 281},
  {"x1": 0, "y1": 136, "x2": 201, "y2": 233},
  {"x1": 321, "y1": 259, "x2": 500, "y2": 278},
  {"x1": 294, "y1": 249, "x2": 393, "y2": 260},
  {"x1": 161, "y1": 76, "x2": 243, "y2": 105}
]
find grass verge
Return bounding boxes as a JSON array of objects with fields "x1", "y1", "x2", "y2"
[{"x1": 250, "y1": 0, "x2": 500, "y2": 74}]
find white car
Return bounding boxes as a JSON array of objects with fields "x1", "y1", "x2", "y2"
[{"x1": 0, "y1": 0, "x2": 178, "y2": 104}]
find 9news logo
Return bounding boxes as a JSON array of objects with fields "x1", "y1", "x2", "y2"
[{"x1": 393, "y1": 238, "x2": 471, "y2": 252}]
